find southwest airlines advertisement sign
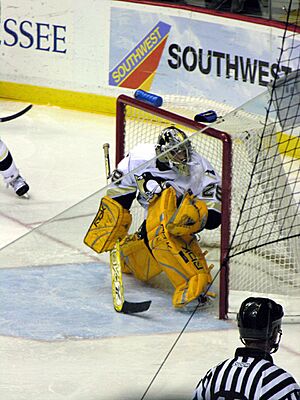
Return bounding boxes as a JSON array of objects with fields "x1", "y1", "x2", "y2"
[
  {"x1": 109, "y1": 5, "x2": 299, "y2": 107},
  {"x1": 109, "y1": 21, "x2": 171, "y2": 90}
]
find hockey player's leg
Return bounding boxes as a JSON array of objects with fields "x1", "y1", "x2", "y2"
[
  {"x1": 119, "y1": 233, "x2": 162, "y2": 281},
  {"x1": 146, "y1": 187, "x2": 213, "y2": 308},
  {"x1": 149, "y1": 233, "x2": 213, "y2": 307},
  {"x1": 0, "y1": 139, "x2": 29, "y2": 197},
  {"x1": 171, "y1": 236, "x2": 214, "y2": 307}
]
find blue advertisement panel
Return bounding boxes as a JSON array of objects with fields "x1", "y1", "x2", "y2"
[{"x1": 110, "y1": 6, "x2": 299, "y2": 107}]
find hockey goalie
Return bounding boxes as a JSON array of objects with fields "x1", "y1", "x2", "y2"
[{"x1": 84, "y1": 126, "x2": 221, "y2": 308}]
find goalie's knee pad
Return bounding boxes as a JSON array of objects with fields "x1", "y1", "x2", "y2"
[
  {"x1": 84, "y1": 196, "x2": 132, "y2": 253},
  {"x1": 119, "y1": 233, "x2": 161, "y2": 281}
]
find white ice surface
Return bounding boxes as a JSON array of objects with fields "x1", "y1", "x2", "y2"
[{"x1": 0, "y1": 101, "x2": 299, "y2": 400}]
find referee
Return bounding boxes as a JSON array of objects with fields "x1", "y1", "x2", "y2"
[{"x1": 193, "y1": 297, "x2": 300, "y2": 400}]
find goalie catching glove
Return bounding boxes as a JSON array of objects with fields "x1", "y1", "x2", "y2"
[
  {"x1": 84, "y1": 196, "x2": 132, "y2": 253},
  {"x1": 166, "y1": 190, "x2": 208, "y2": 236}
]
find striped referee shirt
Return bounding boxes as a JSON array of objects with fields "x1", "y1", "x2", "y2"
[{"x1": 193, "y1": 347, "x2": 300, "y2": 400}]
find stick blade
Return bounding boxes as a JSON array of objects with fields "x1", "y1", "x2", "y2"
[
  {"x1": 0, "y1": 104, "x2": 33, "y2": 123},
  {"x1": 121, "y1": 300, "x2": 152, "y2": 314}
]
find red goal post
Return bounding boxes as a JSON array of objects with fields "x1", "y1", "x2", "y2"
[{"x1": 115, "y1": 94, "x2": 232, "y2": 319}]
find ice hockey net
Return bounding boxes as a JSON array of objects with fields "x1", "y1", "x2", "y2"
[{"x1": 115, "y1": 93, "x2": 300, "y2": 320}]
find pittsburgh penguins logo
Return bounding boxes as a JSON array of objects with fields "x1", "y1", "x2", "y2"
[{"x1": 134, "y1": 172, "x2": 172, "y2": 200}]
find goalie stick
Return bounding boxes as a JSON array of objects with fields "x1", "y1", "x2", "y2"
[
  {"x1": 103, "y1": 143, "x2": 151, "y2": 314},
  {"x1": 0, "y1": 104, "x2": 32, "y2": 123}
]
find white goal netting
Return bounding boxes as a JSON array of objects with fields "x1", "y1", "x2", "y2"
[{"x1": 116, "y1": 91, "x2": 300, "y2": 319}]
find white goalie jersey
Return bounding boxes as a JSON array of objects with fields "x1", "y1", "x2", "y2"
[{"x1": 108, "y1": 143, "x2": 221, "y2": 227}]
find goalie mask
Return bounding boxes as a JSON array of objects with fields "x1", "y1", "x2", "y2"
[
  {"x1": 237, "y1": 297, "x2": 284, "y2": 353},
  {"x1": 156, "y1": 126, "x2": 192, "y2": 176}
]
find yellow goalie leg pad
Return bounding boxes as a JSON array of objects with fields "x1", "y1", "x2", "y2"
[
  {"x1": 84, "y1": 196, "x2": 132, "y2": 253},
  {"x1": 119, "y1": 234, "x2": 162, "y2": 281},
  {"x1": 173, "y1": 273, "x2": 210, "y2": 308},
  {"x1": 147, "y1": 188, "x2": 213, "y2": 307},
  {"x1": 150, "y1": 233, "x2": 213, "y2": 307}
]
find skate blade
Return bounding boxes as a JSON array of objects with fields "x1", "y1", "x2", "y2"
[{"x1": 19, "y1": 193, "x2": 30, "y2": 199}]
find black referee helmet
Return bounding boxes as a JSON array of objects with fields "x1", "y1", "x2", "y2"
[{"x1": 237, "y1": 297, "x2": 284, "y2": 353}]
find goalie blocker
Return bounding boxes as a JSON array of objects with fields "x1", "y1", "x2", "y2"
[{"x1": 84, "y1": 195, "x2": 132, "y2": 253}]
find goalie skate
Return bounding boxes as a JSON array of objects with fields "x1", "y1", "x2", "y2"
[{"x1": 175, "y1": 289, "x2": 216, "y2": 313}]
